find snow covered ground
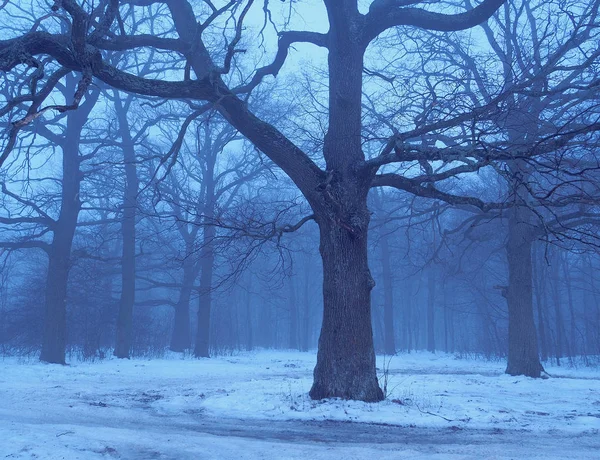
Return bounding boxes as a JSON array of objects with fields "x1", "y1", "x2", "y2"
[{"x1": 1, "y1": 350, "x2": 599, "y2": 459}]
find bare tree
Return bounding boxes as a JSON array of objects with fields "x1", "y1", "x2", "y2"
[{"x1": 10, "y1": 0, "x2": 592, "y2": 399}]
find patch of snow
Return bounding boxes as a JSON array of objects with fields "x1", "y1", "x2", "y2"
[{"x1": 1, "y1": 350, "x2": 599, "y2": 459}]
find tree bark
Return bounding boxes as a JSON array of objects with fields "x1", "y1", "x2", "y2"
[
  {"x1": 561, "y1": 254, "x2": 577, "y2": 358},
  {"x1": 308, "y1": 6, "x2": 383, "y2": 401},
  {"x1": 194, "y1": 221, "x2": 215, "y2": 358},
  {"x1": 289, "y1": 277, "x2": 299, "y2": 350},
  {"x1": 300, "y1": 254, "x2": 311, "y2": 352},
  {"x1": 380, "y1": 226, "x2": 396, "y2": 355},
  {"x1": 505, "y1": 206, "x2": 543, "y2": 377},
  {"x1": 427, "y1": 267, "x2": 436, "y2": 353},
  {"x1": 550, "y1": 249, "x2": 567, "y2": 365},
  {"x1": 41, "y1": 237, "x2": 73, "y2": 364},
  {"x1": 170, "y1": 259, "x2": 195, "y2": 352},
  {"x1": 40, "y1": 82, "x2": 95, "y2": 364},
  {"x1": 309, "y1": 212, "x2": 383, "y2": 401},
  {"x1": 114, "y1": 97, "x2": 139, "y2": 359},
  {"x1": 245, "y1": 280, "x2": 253, "y2": 351},
  {"x1": 532, "y1": 245, "x2": 549, "y2": 362}
]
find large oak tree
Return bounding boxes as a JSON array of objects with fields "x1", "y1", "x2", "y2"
[{"x1": 4, "y1": 0, "x2": 572, "y2": 401}]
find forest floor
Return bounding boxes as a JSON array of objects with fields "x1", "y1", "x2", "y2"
[{"x1": 0, "y1": 350, "x2": 599, "y2": 459}]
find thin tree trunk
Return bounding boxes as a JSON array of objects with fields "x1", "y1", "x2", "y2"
[
  {"x1": 289, "y1": 277, "x2": 298, "y2": 350},
  {"x1": 550, "y1": 249, "x2": 567, "y2": 365},
  {"x1": 561, "y1": 254, "x2": 577, "y2": 358},
  {"x1": 301, "y1": 255, "x2": 311, "y2": 352},
  {"x1": 427, "y1": 267, "x2": 436, "y2": 353},
  {"x1": 404, "y1": 280, "x2": 412, "y2": 352},
  {"x1": 380, "y1": 227, "x2": 396, "y2": 355},
  {"x1": 443, "y1": 284, "x2": 449, "y2": 353},
  {"x1": 533, "y1": 245, "x2": 549, "y2": 362},
  {"x1": 245, "y1": 280, "x2": 253, "y2": 351}
]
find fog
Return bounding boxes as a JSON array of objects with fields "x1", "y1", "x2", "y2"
[{"x1": 1, "y1": 0, "x2": 599, "y2": 458}]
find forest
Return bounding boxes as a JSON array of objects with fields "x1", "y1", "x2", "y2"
[{"x1": 1, "y1": 0, "x2": 600, "y2": 458}]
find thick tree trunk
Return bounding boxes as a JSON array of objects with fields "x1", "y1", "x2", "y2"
[
  {"x1": 171, "y1": 300, "x2": 192, "y2": 352},
  {"x1": 170, "y1": 249, "x2": 196, "y2": 352},
  {"x1": 113, "y1": 201, "x2": 136, "y2": 358},
  {"x1": 308, "y1": 7, "x2": 382, "y2": 402},
  {"x1": 194, "y1": 221, "x2": 215, "y2": 358},
  {"x1": 309, "y1": 216, "x2": 383, "y2": 402},
  {"x1": 380, "y1": 228, "x2": 396, "y2": 355},
  {"x1": 170, "y1": 280, "x2": 193, "y2": 352},
  {"x1": 40, "y1": 100, "x2": 88, "y2": 364},
  {"x1": 505, "y1": 207, "x2": 543, "y2": 377},
  {"x1": 114, "y1": 100, "x2": 139, "y2": 359},
  {"x1": 41, "y1": 240, "x2": 72, "y2": 364}
]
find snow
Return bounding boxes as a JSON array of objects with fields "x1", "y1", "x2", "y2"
[{"x1": 1, "y1": 351, "x2": 599, "y2": 459}]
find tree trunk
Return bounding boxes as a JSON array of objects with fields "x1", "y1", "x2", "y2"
[
  {"x1": 533, "y1": 245, "x2": 549, "y2": 362},
  {"x1": 561, "y1": 254, "x2": 577, "y2": 358},
  {"x1": 41, "y1": 239, "x2": 73, "y2": 364},
  {"x1": 308, "y1": 7, "x2": 382, "y2": 401},
  {"x1": 301, "y1": 255, "x2": 311, "y2": 352},
  {"x1": 40, "y1": 92, "x2": 91, "y2": 364},
  {"x1": 114, "y1": 99, "x2": 139, "y2": 359},
  {"x1": 443, "y1": 284, "x2": 449, "y2": 353},
  {"x1": 245, "y1": 280, "x2": 253, "y2": 351},
  {"x1": 289, "y1": 277, "x2": 299, "y2": 350},
  {"x1": 505, "y1": 206, "x2": 543, "y2": 377},
  {"x1": 380, "y1": 227, "x2": 396, "y2": 355},
  {"x1": 309, "y1": 215, "x2": 383, "y2": 402},
  {"x1": 427, "y1": 267, "x2": 436, "y2": 353},
  {"x1": 170, "y1": 273, "x2": 193, "y2": 352},
  {"x1": 550, "y1": 249, "x2": 567, "y2": 365},
  {"x1": 194, "y1": 219, "x2": 215, "y2": 358}
]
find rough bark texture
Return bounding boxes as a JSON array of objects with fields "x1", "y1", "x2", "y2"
[
  {"x1": 41, "y1": 238, "x2": 73, "y2": 364},
  {"x1": 308, "y1": 5, "x2": 383, "y2": 402},
  {"x1": 505, "y1": 206, "x2": 543, "y2": 377},
  {"x1": 309, "y1": 211, "x2": 383, "y2": 402}
]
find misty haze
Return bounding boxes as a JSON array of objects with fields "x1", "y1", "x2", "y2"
[{"x1": 1, "y1": 0, "x2": 599, "y2": 458}]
